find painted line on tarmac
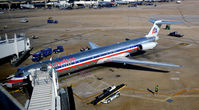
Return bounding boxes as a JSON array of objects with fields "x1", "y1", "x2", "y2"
[
  {"x1": 121, "y1": 93, "x2": 165, "y2": 102},
  {"x1": 74, "y1": 91, "x2": 103, "y2": 102},
  {"x1": 172, "y1": 89, "x2": 186, "y2": 96},
  {"x1": 124, "y1": 88, "x2": 171, "y2": 97},
  {"x1": 123, "y1": 88, "x2": 151, "y2": 94},
  {"x1": 163, "y1": 97, "x2": 172, "y2": 102},
  {"x1": 74, "y1": 87, "x2": 199, "y2": 102},
  {"x1": 9, "y1": 89, "x2": 23, "y2": 94},
  {"x1": 124, "y1": 88, "x2": 199, "y2": 97},
  {"x1": 73, "y1": 92, "x2": 85, "y2": 101},
  {"x1": 170, "y1": 77, "x2": 180, "y2": 80},
  {"x1": 174, "y1": 95, "x2": 199, "y2": 97},
  {"x1": 73, "y1": 80, "x2": 199, "y2": 102},
  {"x1": 83, "y1": 92, "x2": 102, "y2": 101}
]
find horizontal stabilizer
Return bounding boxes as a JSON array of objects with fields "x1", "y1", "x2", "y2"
[
  {"x1": 106, "y1": 57, "x2": 183, "y2": 67},
  {"x1": 149, "y1": 19, "x2": 183, "y2": 24},
  {"x1": 89, "y1": 41, "x2": 100, "y2": 49},
  {"x1": 146, "y1": 19, "x2": 183, "y2": 37}
]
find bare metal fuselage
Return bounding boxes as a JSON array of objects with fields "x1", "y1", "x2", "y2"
[{"x1": 20, "y1": 37, "x2": 155, "y2": 77}]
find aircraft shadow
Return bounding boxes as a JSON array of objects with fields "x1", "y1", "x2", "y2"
[
  {"x1": 60, "y1": 62, "x2": 169, "y2": 78},
  {"x1": 130, "y1": 51, "x2": 146, "y2": 57},
  {"x1": 59, "y1": 51, "x2": 169, "y2": 78}
]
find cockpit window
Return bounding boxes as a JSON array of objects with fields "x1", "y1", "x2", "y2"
[
  {"x1": 15, "y1": 72, "x2": 24, "y2": 76},
  {"x1": 16, "y1": 68, "x2": 24, "y2": 76}
]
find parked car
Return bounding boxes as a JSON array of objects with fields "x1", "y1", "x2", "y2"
[
  {"x1": 20, "y1": 18, "x2": 29, "y2": 23},
  {"x1": 128, "y1": 3, "x2": 137, "y2": 7},
  {"x1": 168, "y1": 31, "x2": 184, "y2": 37},
  {"x1": 53, "y1": 46, "x2": 64, "y2": 53},
  {"x1": 145, "y1": 2, "x2": 153, "y2": 6}
]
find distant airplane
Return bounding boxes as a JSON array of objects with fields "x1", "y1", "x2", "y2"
[
  {"x1": 54, "y1": 0, "x2": 73, "y2": 9},
  {"x1": 7, "y1": 19, "x2": 183, "y2": 86},
  {"x1": 20, "y1": 3, "x2": 35, "y2": 9}
]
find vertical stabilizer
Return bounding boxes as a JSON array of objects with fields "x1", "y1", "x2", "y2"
[
  {"x1": 146, "y1": 20, "x2": 162, "y2": 37},
  {"x1": 145, "y1": 19, "x2": 183, "y2": 38}
]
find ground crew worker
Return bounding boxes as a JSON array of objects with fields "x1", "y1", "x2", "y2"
[
  {"x1": 165, "y1": 24, "x2": 170, "y2": 30},
  {"x1": 155, "y1": 85, "x2": 159, "y2": 95}
]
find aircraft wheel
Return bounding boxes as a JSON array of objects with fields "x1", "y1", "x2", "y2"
[
  {"x1": 117, "y1": 93, "x2": 120, "y2": 98},
  {"x1": 107, "y1": 99, "x2": 111, "y2": 104},
  {"x1": 10, "y1": 55, "x2": 18, "y2": 64}
]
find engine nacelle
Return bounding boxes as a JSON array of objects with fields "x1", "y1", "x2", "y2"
[{"x1": 139, "y1": 42, "x2": 157, "y2": 51}]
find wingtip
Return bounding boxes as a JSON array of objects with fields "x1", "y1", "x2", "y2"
[
  {"x1": 149, "y1": 19, "x2": 184, "y2": 24},
  {"x1": 175, "y1": 65, "x2": 184, "y2": 67}
]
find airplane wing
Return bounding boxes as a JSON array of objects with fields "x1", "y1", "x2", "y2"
[
  {"x1": 105, "y1": 57, "x2": 183, "y2": 67},
  {"x1": 89, "y1": 41, "x2": 100, "y2": 49}
]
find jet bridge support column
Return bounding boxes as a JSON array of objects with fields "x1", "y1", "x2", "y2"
[{"x1": 14, "y1": 34, "x2": 19, "y2": 59}]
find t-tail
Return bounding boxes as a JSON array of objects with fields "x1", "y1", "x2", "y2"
[{"x1": 145, "y1": 19, "x2": 183, "y2": 38}]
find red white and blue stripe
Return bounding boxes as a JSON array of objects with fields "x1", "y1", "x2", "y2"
[
  {"x1": 8, "y1": 76, "x2": 25, "y2": 83},
  {"x1": 55, "y1": 45, "x2": 138, "y2": 72}
]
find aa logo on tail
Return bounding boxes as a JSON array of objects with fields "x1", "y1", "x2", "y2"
[{"x1": 152, "y1": 27, "x2": 157, "y2": 34}]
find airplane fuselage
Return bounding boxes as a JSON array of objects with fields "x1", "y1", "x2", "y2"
[{"x1": 20, "y1": 36, "x2": 156, "y2": 77}]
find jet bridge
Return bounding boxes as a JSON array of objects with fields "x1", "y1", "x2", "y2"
[
  {"x1": 27, "y1": 66, "x2": 61, "y2": 110},
  {"x1": 0, "y1": 33, "x2": 31, "y2": 66},
  {"x1": 27, "y1": 65, "x2": 76, "y2": 110}
]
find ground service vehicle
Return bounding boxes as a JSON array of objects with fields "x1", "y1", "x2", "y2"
[
  {"x1": 53, "y1": 46, "x2": 64, "y2": 53},
  {"x1": 32, "y1": 52, "x2": 43, "y2": 62},
  {"x1": 168, "y1": 31, "x2": 184, "y2": 37},
  {"x1": 32, "y1": 48, "x2": 52, "y2": 61},
  {"x1": 101, "y1": 91, "x2": 120, "y2": 104},
  {"x1": 47, "y1": 17, "x2": 58, "y2": 24},
  {"x1": 41, "y1": 48, "x2": 52, "y2": 57}
]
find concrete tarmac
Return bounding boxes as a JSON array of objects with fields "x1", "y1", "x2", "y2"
[{"x1": 0, "y1": 0, "x2": 199, "y2": 109}]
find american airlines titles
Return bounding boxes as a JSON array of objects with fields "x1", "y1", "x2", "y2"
[{"x1": 49, "y1": 58, "x2": 76, "y2": 67}]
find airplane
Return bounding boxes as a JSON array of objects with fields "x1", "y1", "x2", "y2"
[
  {"x1": 6, "y1": 19, "x2": 183, "y2": 87},
  {"x1": 20, "y1": 3, "x2": 35, "y2": 9},
  {"x1": 54, "y1": 0, "x2": 73, "y2": 9}
]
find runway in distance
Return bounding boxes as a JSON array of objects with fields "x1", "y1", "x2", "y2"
[{"x1": 8, "y1": 19, "x2": 183, "y2": 84}]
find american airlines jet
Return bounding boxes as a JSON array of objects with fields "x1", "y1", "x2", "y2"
[{"x1": 8, "y1": 19, "x2": 183, "y2": 84}]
